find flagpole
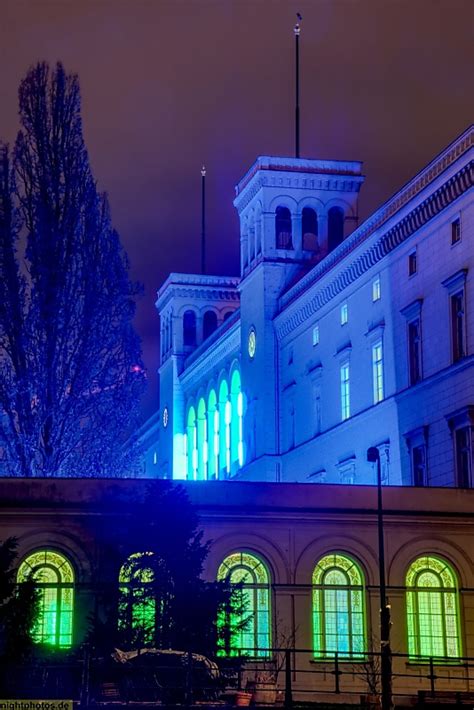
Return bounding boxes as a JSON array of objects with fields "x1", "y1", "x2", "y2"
[
  {"x1": 201, "y1": 165, "x2": 206, "y2": 274},
  {"x1": 294, "y1": 15, "x2": 301, "y2": 158}
]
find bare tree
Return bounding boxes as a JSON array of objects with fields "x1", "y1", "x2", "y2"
[{"x1": 0, "y1": 62, "x2": 145, "y2": 476}]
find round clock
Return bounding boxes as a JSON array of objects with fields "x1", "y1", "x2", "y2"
[
  {"x1": 248, "y1": 327, "x2": 256, "y2": 359},
  {"x1": 162, "y1": 407, "x2": 169, "y2": 428}
]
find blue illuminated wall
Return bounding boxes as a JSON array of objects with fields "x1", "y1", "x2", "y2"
[{"x1": 149, "y1": 127, "x2": 473, "y2": 487}]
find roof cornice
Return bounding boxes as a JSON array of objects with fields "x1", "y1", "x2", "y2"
[{"x1": 276, "y1": 160, "x2": 473, "y2": 341}]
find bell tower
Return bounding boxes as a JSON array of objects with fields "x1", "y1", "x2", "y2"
[{"x1": 234, "y1": 156, "x2": 364, "y2": 480}]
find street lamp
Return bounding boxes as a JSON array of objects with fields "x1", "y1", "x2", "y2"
[{"x1": 367, "y1": 446, "x2": 393, "y2": 710}]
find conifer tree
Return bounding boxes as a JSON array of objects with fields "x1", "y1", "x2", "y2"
[{"x1": 0, "y1": 62, "x2": 145, "y2": 476}]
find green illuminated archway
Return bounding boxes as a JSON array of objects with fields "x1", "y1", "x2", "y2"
[
  {"x1": 406, "y1": 555, "x2": 461, "y2": 660},
  {"x1": 312, "y1": 553, "x2": 366, "y2": 659},
  {"x1": 207, "y1": 388, "x2": 219, "y2": 479},
  {"x1": 119, "y1": 552, "x2": 155, "y2": 645},
  {"x1": 186, "y1": 405, "x2": 197, "y2": 480},
  {"x1": 17, "y1": 549, "x2": 74, "y2": 648},
  {"x1": 230, "y1": 368, "x2": 243, "y2": 471},
  {"x1": 218, "y1": 379, "x2": 230, "y2": 476},
  {"x1": 197, "y1": 397, "x2": 207, "y2": 479},
  {"x1": 217, "y1": 551, "x2": 271, "y2": 657}
]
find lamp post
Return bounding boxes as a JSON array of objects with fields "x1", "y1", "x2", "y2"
[{"x1": 367, "y1": 446, "x2": 393, "y2": 710}]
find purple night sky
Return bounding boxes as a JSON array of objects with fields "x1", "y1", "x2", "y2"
[{"x1": 1, "y1": 1, "x2": 472, "y2": 417}]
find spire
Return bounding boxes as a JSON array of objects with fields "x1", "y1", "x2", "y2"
[
  {"x1": 201, "y1": 165, "x2": 206, "y2": 274},
  {"x1": 294, "y1": 13, "x2": 302, "y2": 158}
]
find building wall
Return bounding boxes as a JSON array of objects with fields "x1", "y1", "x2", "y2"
[{"x1": 3, "y1": 479, "x2": 474, "y2": 699}]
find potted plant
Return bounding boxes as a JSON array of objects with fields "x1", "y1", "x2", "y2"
[
  {"x1": 246, "y1": 620, "x2": 297, "y2": 705},
  {"x1": 354, "y1": 644, "x2": 381, "y2": 709}
]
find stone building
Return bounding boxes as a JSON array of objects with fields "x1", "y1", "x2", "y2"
[
  {"x1": 3, "y1": 478, "x2": 474, "y2": 701},
  {"x1": 2, "y1": 125, "x2": 473, "y2": 701},
  {"x1": 152, "y1": 125, "x2": 473, "y2": 487}
]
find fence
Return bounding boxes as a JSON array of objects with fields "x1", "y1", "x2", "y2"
[{"x1": 3, "y1": 647, "x2": 474, "y2": 706}]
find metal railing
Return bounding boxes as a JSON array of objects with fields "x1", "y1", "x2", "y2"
[{"x1": 3, "y1": 647, "x2": 474, "y2": 707}]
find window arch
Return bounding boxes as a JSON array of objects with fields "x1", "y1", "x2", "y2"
[
  {"x1": 208, "y1": 388, "x2": 219, "y2": 479},
  {"x1": 186, "y1": 405, "x2": 197, "y2": 479},
  {"x1": 230, "y1": 368, "x2": 243, "y2": 471},
  {"x1": 328, "y1": 206, "x2": 344, "y2": 251},
  {"x1": 17, "y1": 550, "x2": 74, "y2": 648},
  {"x1": 203, "y1": 310, "x2": 218, "y2": 340},
  {"x1": 275, "y1": 206, "x2": 292, "y2": 249},
  {"x1": 217, "y1": 552, "x2": 271, "y2": 657},
  {"x1": 119, "y1": 552, "x2": 155, "y2": 645},
  {"x1": 183, "y1": 310, "x2": 197, "y2": 347},
  {"x1": 312, "y1": 553, "x2": 366, "y2": 659},
  {"x1": 302, "y1": 207, "x2": 319, "y2": 252},
  {"x1": 406, "y1": 555, "x2": 461, "y2": 660},
  {"x1": 197, "y1": 397, "x2": 208, "y2": 480},
  {"x1": 218, "y1": 379, "x2": 230, "y2": 476}
]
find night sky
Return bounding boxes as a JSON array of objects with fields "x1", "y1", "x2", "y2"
[{"x1": 1, "y1": 0, "x2": 472, "y2": 417}]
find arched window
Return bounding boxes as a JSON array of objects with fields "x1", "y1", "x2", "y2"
[
  {"x1": 406, "y1": 556, "x2": 461, "y2": 660},
  {"x1": 328, "y1": 206, "x2": 344, "y2": 251},
  {"x1": 302, "y1": 207, "x2": 319, "y2": 251},
  {"x1": 275, "y1": 206, "x2": 292, "y2": 249},
  {"x1": 217, "y1": 552, "x2": 271, "y2": 657},
  {"x1": 203, "y1": 310, "x2": 218, "y2": 340},
  {"x1": 183, "y1": 310, "x2": 197, "y2": 347},
  {"x1": 17, "y1": 550, "x2": 74, "y2": 648},
  {"x1": 230, "y1": 369, "x2": 243, "y2": 471},
  {"x1": 208, "y1": 389, "x2": 219, "y2": 479},
  {"x1": 223, "y1": 311, "x2": 234, "y2": 321},
  {"x1": 119, "y1": 552, "x2": 155, "y2": 646},
  {"x1": 312, "y1": 553, "x2": 365, "y2": 659},
  {"x1": 218, "y1": 380, "x2": 230, "y2": 476},
  {"x1": 186, "y1": 406, "x2": 197, "y2": 479},
  {"x1": 197, "y1": 397, "x2": 208, "y2": 480}
]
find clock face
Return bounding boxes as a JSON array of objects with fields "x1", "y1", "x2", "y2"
[
  {"x1": 248, "y1": 328, "x2": 256, "y2": 359},
  {"x1": 162, "y1": 407, "x2": 169, "y2": 428}
]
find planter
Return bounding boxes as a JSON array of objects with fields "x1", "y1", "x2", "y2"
[
  {"x1": 247, "y1": 680, "x2": 277, "y2": 705},
  {"x1": 361, "y1": 693, "x2": 381, "y2": 708},
  {"x1": 235, "y1": 690, "x2": 253, "y2": 706}
]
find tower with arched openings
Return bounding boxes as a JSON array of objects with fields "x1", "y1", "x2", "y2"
[
  {"x1": 154, "y1": 273, "x2": 240, "y2": 479},
  {"x1": 234, "y1": 157, "x2": 364, "y2": 479}
]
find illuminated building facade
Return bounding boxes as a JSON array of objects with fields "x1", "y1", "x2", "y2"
[
  {"x1": 2, "y1": 126, "x2": 473, "y2": 702},
  {"x1": 150, "y1": 126, "x2": 473, "y2": 488},
  {"x1": 3, "y1": 478, "x2": 474, "y2": 701}
]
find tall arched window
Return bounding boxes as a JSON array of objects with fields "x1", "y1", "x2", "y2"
[
  {"x1": 217, "y1": 552, "x2": 271, "y2": 658},
  {"x1": 275, "y1": 206, "x2": 292, "y2": 249},
  {"x1": 203, "y1": 310, "x2": 218, "y2": 340},
  {"x1": 230, "y1": 369, "x2": 243, "y2": 472},
  {"x1": 183, "y1": 310, "x2": 197, "y2": 347},
  {"x1": 406, "y1": 556, "x2": 461, "y2": 660},
  {"x1": 302, "y1": 207, "x2": 318, "y2": 252},
  {"x1": 197, "y1": 397, "x2": 208, "y2": 480},
  {"x1": 312, "y1": 553, "x2": 365, "y2": 659},
  {"x1": 17, "y1": 550, "x2": 74, "y2": 648},
  {"x1": 186, "y1": 406, "x2": 197, "y2": 479},
  {"x1": 119, "y1": 552, "x2": 155, "y2": 646},
  {"x1": 328, "y1": 206, "x2": 344, "y2": 251},
  {"x1": 208, "y1": 389, "x2": 219, "y2": 479},
  {"x1": 218, "y1": 380, "x2": 230, "y2": 476}
]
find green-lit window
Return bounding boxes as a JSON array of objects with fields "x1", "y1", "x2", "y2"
[
  {"x1": 406, "y1": 556, "x2": 461, "y2": 660},
  {"x1": 186, "y1": 405, "x2": 197, "y2": 480},
  {"x1": 217, "y1": 552, "x2": 271, "y2": 658},
  {"x1": 208, "y1": 389, "x2": 219, "y2": 479},
  {"x1": 218, "y1": 379, "x2": 230, "y2": 476},
  {"x1": 119, "y1": 552, "x2": 155, "y2": 645},
  {"x1": 313, "y1": 553, "x2": 366, "y2": 659},
  {"x1": 197, "y1": 397, "x2": 207, "y2": 480},
  {"x1": 17, "y1": 550, "x2": 74, "y2": 648},
  {"x1": 230, "y1": 369, "x2": 243, "y2": 472}
]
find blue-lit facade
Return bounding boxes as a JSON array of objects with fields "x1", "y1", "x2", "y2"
[{"x1": 147, "y1": 126, "x2": 473, "y2": 488}]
